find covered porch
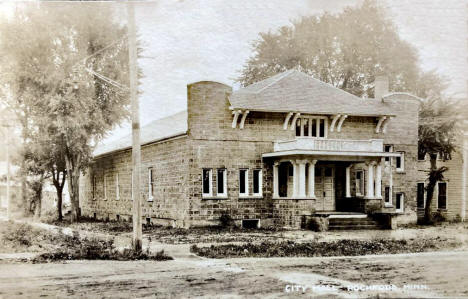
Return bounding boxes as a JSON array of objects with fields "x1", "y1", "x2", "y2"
[{"x1": 264, "y1": 138, "x2": 401, "y2": 215}]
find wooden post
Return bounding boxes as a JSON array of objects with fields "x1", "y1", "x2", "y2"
[{"x1": 127, "y1": 1, "x2": 142, "y2": 252}]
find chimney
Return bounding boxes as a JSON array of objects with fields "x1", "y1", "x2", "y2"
[{"x1": 374, "y1": 76, "x2": 389, "y2": 101}]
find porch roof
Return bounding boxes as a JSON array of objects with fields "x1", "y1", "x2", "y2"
[{"x1": 262, "y1": 150, "x2": 401, "y2": 160}]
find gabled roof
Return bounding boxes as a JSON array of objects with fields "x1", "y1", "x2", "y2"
[
  {"x1": 229, "y1": 69, "x2": 395, "y2": 116},
  {"x1": 93, "y1": 110, "x2": 188, "y2": 157}
]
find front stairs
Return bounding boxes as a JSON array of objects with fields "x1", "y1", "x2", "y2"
[{"x1": 328, "y1": 214, "x2": 384, "y2": 230}]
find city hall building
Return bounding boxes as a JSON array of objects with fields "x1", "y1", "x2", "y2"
[{"x1": 79, "y1": 70, "x2": 468, "y2": 229}]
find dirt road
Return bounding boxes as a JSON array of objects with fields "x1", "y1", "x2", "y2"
[{"x1": 1, "y1": 250, "x2": 467, "y2": 298}]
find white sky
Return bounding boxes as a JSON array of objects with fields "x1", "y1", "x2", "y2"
[{"x1": 0, "y1": 0, "x2": 466, "y2": 144}]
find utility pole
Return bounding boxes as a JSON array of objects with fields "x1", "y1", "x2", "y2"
[
  {"x1": 6, "y1": 127, "x2": 10, "y2": 220},
  {"x1": 127, "y1": 1, "x2": 142, "y2": 252}
]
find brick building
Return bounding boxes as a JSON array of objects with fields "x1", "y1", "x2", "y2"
[{"x1": 79, "y1": 70, "x2": 467, "y2": 228}]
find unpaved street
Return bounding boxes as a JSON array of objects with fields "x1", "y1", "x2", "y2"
[{"x1": 1, "y1": 250, "x2": 468, "y2": 298}]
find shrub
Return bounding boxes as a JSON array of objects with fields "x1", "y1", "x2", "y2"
[
  {"x1": 307, "y1": 217, "x2": 328, "y2": 232},
  {"x1": 219, "y1": 212, "x2": 233, "y2": 228}
]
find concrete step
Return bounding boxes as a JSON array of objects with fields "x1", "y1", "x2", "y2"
[{"x1": 328, "y1": 216, "x2": 384, "y2": 230}]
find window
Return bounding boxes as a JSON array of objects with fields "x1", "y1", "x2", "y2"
[
  {"x1": 384, "y1": 186, "x2": 391, "y2": 206},
  {"x1": 417, "y1": 182, "x2": 425, "y2": 209},
  {"x1": 355, "y1": 170, "x2": 364, "y2": 196},
  {"x1": 253, "y1": 169, "x2": 262, "y2": 196},
  {"x1": 92, "y1": 176, "x2": 97, "y2": 200},
  {"x1": 384, "y1": 145, "x2": 393, "y2": 163},
  {"x1": 396, "y1": 193, "x2": 404, "y2": 212},
  {"x1": 396, "y1": 152, "x2": 405, "y2": 172},
  {"x1": 148, "y1": 167, "x2": 154, "y2": 201},
  {"x1": 417, "y1": 145, "x2": 426, "y2": 160},
  {"x1": 115, "y1": 173, "x2": 120, "y2": 201},
  {"x1": 438, "y1": 182, "x2": 447, "y2": 210},
  {"x1": 239, "y1": 169, "x2": 248, "y2": 196},
  {"x1": 103, "y1": 174, "x2": 108, "y2": 200},
  {"x1": 217, "y1": 168, "x2": 227, "y2": 197},
  {"x1": 295, "y1": 117, "x2": 327, "y2": 138},
  {"x1": 202, "y1": 169, "x2": 212, "y2": 197}
]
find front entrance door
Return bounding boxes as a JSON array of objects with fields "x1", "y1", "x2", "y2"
[{"x1": 315, "y1": 165, "x2": 335, "y2": 211}]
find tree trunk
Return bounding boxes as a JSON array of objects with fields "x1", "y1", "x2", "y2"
[
  {"x1": 57, "y1": 190, "x2": 63, "y2": 221},
  {"x1": 65, "y1": 153, "x2": 81, "y2": 223},
  {"x1": 424, "y1": 153, "x2": 438, "y2": 224},
  {"x1": 52, "y1": 169, "x2": 66, "y2": 221}
]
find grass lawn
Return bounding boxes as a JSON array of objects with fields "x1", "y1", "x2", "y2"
[{"x1": 0, "y1": 220, "x2": 172, "y2": 262}]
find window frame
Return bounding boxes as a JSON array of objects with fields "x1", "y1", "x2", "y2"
[
  {"x1": 295, "y1": 116, "x2": 328, "y2": 138},
  {"x1": 115, "y1": 173, "x2": 120, "y2": 201},
  {"x1": 202, "y1": 168, "x2": 213, "y2": 198},
  {"x1": 239, "y1": 168, "x2": 249, "y2": 197},
  {"x1": 384, "y1": 186, "x2": 392, "y2": 207},
  {"x1": 103, "y1": 174, "x2": 108, "y2": 201},
  {"x1": 437, "y1": 181, "x2": 447, "y2": 210},
  {"x1": 396, "y1": 151, "x2": 405, "y2": 172},
  {"x1": 384, "y1": 145, "x2": 393, "y2": 164},
  {"x1": 252, "y1": 169, "x2": 263, "y2": 197},
  {"x1": 92, "y1": 175, "x2": 97, "y2": 200},
  {"x1": 148, "y1": 167, "x2": 154, "y2": 201},
  {"x1": 395, "y1": 192, "x2": 404, "y2": 213},
  {"x1": 417, "y1": 182, "x2": 425, "y2": 209},
  {"x1": 216, "y1": 168, "x2": 227, "y2": 198}
]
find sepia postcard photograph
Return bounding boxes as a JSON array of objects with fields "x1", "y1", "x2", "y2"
[{"x1": 0, "y1": 0, "x2": 467, "y2": 298}]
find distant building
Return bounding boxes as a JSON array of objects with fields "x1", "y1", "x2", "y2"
[{"x1": 80, "y1": 70, "x2": 468, "y2": 228}]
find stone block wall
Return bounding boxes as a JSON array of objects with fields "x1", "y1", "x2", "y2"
[{"x1": 80, "y1": 136, "x2": 190, "y2": 227}]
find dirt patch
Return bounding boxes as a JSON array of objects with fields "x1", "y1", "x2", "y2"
[{"x1": 191, "y1": 237, "x2": 462, "y2": 258}]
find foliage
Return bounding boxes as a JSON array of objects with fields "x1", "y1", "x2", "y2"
[
  {"x1": 306, "y1": 217, "x2": 328, "y2": 232},
  {"x1": 237, "y1": 0, "x2": 445, "y2": 99},
  {"x1": 191, "y1": 237, "x2": 461, "y2": 259},
  {"x1": 219, "y1": 212, "x2": 234, "y2": 228},
  {"x1": 418, "y1": 98, "x2": 461, "y2": 224},
  {"x1": 0, "y1": 2, "x2": 131, "y2": 221}
]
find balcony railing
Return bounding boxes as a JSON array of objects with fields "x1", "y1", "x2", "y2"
[{"x1": 274, "y1": 138, "x2": 384, "y2": 153}]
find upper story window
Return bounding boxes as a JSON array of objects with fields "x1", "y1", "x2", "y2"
[{"x1": 295, "y1": 116, "x2": 328, "y2": 138}]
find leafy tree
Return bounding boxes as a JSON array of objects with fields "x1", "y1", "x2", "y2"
[
  {"x1": 418, "y1": 98, "x2": 460, "y2": 224},
  {"x1": 237, "y1": 0, "x2": 444, "y2": 98},
  {"x1": 0, "y1": 2, "x2": 130, "y2": 221}
]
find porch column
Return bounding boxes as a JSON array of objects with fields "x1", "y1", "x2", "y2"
[
  {"x1": 365, "y1": 161, "x2": 375, "y2": 199},
  {"x1": 291, "y1": 160, "x2": 298, "y2": 197},
  {"x1": 308, "y1": 160, "x2": 317, "y2": 198},
  {"x1": 345, "y1": 165, "x2": 351, "y2": 198},
  {"x1": 273, "y1": 162, "x2": 279, "y2": 198},
  {"x1": 298, "y1": 160, "x2": 307, "y2": 198},
  {"x1": 375, "y1": 159, "x2": 383, "y2": 199}
]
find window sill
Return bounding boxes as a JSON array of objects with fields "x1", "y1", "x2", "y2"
[
  {"x1": 273, "y1": 196, "x2": 315, "y2": 200},
  {"x1": 148, "y1": 197, "x2": 154, "y2": 202},
  {"x1": 202, "y1": 195, "x2": 228, "y2": 200},
  {"x1": 396, "y1": 170, "x2": 405, "y2": 173},
  {"x1": 384, "y1": 203, "x2": 393, "y2": 208},
  {"x1": 239, "y1": 195, "x2": 263, "y2": 199}
]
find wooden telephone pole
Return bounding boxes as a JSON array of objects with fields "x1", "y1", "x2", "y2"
[{"x1": 127, "y1": 1, "x2": 142, "y2": 252}]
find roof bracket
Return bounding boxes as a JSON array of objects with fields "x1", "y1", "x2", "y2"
[
  {"x1": 290, "y1": 112, "x2": 301, "y2": 130},
  {"x1": 239, "y1": 110, "x2": 249, "y2": 129},
  {"x1": 232, "y1": 110, "x2": 242, "y2": 129},
  {"x1": 330, "y1": 114, "x2": 341, "y2": 132},
  {"x1": 283, "y1": 112, "x2": 294, "y2": 130},
  {"x1": 336, "y1": 115, "x2": 348, "y2": 132},
  {"x1": 381, "y1": 116, "x2": 392, "y2": 134},
  {"x1": 375, "y1": 116, "x2": 387, "y2": 133}
]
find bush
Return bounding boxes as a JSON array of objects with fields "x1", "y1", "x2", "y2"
[
  {"x1": 307, "y1": 217, "x2": 328, "y2": 232},
  {"x1": 219, "y1": 212, "x2": 233, "y2": 228}
]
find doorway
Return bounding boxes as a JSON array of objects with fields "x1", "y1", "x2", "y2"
[{"x1": 315, "y1": 165, "x2": 335, "y2": 211}]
